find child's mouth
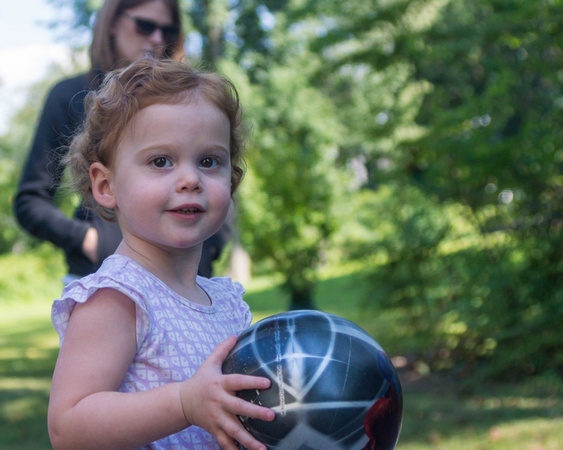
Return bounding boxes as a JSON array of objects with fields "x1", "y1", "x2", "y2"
[{"x1": 175, "y1": 207, "x2": 201, "y2": 214}]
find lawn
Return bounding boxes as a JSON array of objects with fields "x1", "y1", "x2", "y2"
[
  {"x1": 244, "y1": 272, "x2": 563, "y2": 450},
  {"x1": 0, "y1": 254, "x2": 562, "y2": 449},
  {"x1": 0, "y1": 297, "x2": 58, "y2": 448}
]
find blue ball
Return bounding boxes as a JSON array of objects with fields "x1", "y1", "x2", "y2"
[{"x1": 222, "y1": 310, "x2": 403, "y2": 449}]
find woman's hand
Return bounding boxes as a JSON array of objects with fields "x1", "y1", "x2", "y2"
[
  {"x1": 179, "y1": 336, "x2": 275, "y2": 450},
  {"x1": 82, "y1": 227, "x2": 99, "y2": 263}
]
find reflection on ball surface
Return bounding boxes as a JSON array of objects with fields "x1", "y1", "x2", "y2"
[{"x1": 222, "y1": 310, "x2": 403, "y2": 449}]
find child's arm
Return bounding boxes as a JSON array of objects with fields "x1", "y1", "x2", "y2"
[{"x1": 48, "y1": 288, "x2": 274, "y2": 450}]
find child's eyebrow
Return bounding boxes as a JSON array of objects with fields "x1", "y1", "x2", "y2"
[
  {"x1": 133, "y1": 143, "x2": 231, "y2": 157},
  {"x1": 204, "y1": 144, "x2": 230, "y2": 154}
]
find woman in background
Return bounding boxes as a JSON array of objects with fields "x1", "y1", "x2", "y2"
[{"x1": 15, "y1": 0, "x2": 228, "y2": 281}]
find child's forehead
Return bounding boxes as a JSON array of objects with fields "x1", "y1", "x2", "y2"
[
  {"x1": 109, "y1": 93, "x2": 230, "y2": 154},
  {"x1": 133, "y1": 95, "x2": 226, "y2": 123},
  {"x1": 117, "y1": 99, "x2": 230, "y2": 146},
  {"x1": 138, "y1": 90, "x2": 209, "y2": 110}
]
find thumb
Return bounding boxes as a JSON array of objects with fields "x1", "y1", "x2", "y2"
[{"x1": 205, "y1": 335, "x2": 238, "y2": 366}]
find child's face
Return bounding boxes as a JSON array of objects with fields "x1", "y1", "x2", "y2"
[{"x1": 108, "y1": 98, "x2": 232, "y2": 253}]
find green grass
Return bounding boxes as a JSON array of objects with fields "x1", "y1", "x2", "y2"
[
  {"x1": 397, "y1": 373, "x2": 563, "y2": 449},
  {"x1": 0, "y1": 296, "x2": 59, "y2": 449},
  {"x1": 245, "y1": 271, "x2": 563, "y2": 449},
  {"x1": 1, "y1": 251, "x2": 562, "y2": 449},
  {"x1": 244, "y1": 269, "x2": 417, "y2": 357}
]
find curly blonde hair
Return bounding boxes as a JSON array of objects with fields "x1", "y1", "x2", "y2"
[{"x1": 66, "y1": 57, "x2": 246, "y2": 220}]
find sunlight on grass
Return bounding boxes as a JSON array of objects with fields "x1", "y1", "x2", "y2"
[
  {"x1": 1, "y1": 392, "x2": 50, "y2": 422},
  {"x1": 0, "y1": 250, "x2": 62, "y2": 448},
  {"x1": 468, "y1": 395, "x2": 560, "y2": 411},
  {"x1": 399, "y1": 417, "x2": 563, "y2": 450},
  {"x1": 485, "y1": 418, "x2": 563, "y2": 449},
  {"x1": 0, "y1": 378, "x2": 52, "y2": 391}
]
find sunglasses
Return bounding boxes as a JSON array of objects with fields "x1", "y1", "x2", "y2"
[{"x1": 122, "y1": 13, "x2": 180, "y2": 42}]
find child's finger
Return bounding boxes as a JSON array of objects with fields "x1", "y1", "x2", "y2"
[
  {"x1": 229, "y1": 397, "x2": 276, "y2": 422},
  {"x1": 223, "y1": 420, "x2": 267, "y2": 450},
  {"x1": 214, "y1": 429, "x2": 241, "y2": 450},
  {"x1": 225, "y1": 373, "x2": 271, "y2": 392}
]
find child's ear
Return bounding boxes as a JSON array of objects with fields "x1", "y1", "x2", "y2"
[{"x1": 90, "y1": 162, "x2": 117, "y2": 209}]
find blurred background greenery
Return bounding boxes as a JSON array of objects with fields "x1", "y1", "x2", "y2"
[{"x1": 1, "y1": 0, "x2": 562, "y2": 447}]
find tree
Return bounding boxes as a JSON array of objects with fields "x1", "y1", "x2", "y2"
[
  {"x1": 405, "y1": 0, "x2": 563, "y2": 379},
  {"x1": 1, "y1": 63, "x2": 73, "y2": 254},
  {"x1": 43, "y1": 0, "x2": 563, "y2": 378},
  {"x1": 328, "y1": 0, "x2": 563, "y2": 379},
  {"x1": 232, "y1": 55, "x2": 342, "y2": 309}
]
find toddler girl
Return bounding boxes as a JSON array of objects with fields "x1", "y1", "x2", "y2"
[{"x1": 48, "y1": 58, "x2": 274, "y2": 450}]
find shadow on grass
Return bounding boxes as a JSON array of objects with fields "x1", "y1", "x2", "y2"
[
  {"x1": 397, "y1": 369, "x2": 563, "y2": 447},
  {"x1": 0, "y1": 387, "x2": 52, "y2": 449},
  {"x1": 0, "y1": 316, "x2": 57, "y2": 449}
]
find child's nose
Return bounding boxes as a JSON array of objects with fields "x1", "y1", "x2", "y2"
[{"x1": 176, "y1": 166, "x2": 202, "y2": 192}]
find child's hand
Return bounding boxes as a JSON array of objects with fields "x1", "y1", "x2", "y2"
[{"x1": 179, "y1": 335, "x2": 275, "y2": 450}]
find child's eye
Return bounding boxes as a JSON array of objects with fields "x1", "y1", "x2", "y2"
[
  {"x1": 152, "y1": 157, "x2": 172, "y2": 168},
  {"x1": 200, "y1": 156, "x2": 219, "y2": 168}
]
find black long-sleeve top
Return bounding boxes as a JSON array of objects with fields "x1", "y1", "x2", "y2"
[{"x1": 14, "y1": 72, "x2": 122, "y2": 277}]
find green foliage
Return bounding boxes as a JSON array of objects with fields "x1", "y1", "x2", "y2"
[
  {"x1": 411, "y1": 1, "x2": 563, "y2": 217},
  {"x1": 47, "y1": 0, "x2": 104, "y2": 35},
  {"x1": 6, "y1": 0, "x2": 563, "y2": 381},
  {"x1": 0, "y1": 76, "x2": 53, "y2": 253},
  {"x1": 0, "y1": 139, "x2": 25, "y2": 253},
  {"x1": 0, "y1": 63, "x2": 80, "y2": 255},
  {"x1": 234, "y1": 55, "x2": 343, "y2": 306},
  {"x1": 308, "y1": 0, "x2": 563, "y2": 381},
  {"x1": 389, "y1": 0, "x2": 563, "y2": 380},
  {"x1": 344, "y1": 190, "x2": 563, "y2": 380},
  {"x1": 0, "y1": 244, "x2": 66, "y2": 304}
]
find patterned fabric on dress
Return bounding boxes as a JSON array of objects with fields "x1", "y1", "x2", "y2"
[{"x1": 52, "y1": 254, "x2": 252, "y2": 449}]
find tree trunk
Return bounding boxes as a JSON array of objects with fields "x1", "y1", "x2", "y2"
[
  {"x1": 201, "y1": 0, "x2": 224, "y2": 66},
  {"x1": 289, "y1": 286, "x2": 316, "y2": 311}
]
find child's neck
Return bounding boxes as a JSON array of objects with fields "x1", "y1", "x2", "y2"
[{"x1": 115, "y1": 240, "x2": 211, "y2": 306}]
